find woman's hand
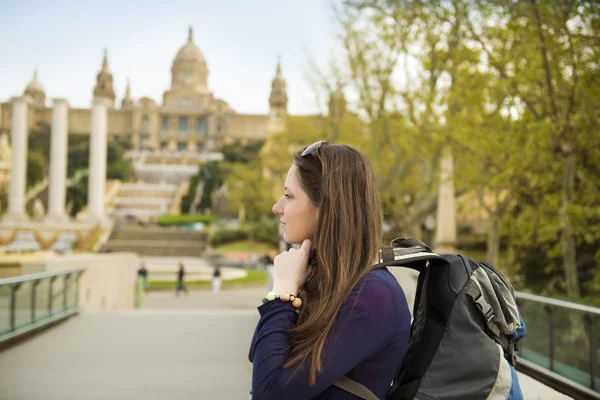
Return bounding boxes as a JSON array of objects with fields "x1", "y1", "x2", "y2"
[{"x1": 271, "y1": 239, "x2": 312, "y2": 296}]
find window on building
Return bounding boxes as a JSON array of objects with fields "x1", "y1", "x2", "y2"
[
  {"x1": 196, "y1": 142, "x2": 204, "y2": 153},
  {"x1": 179, "y1": 117, "x2": 188, "y2": 133},
  {"x1": 162, "y1": 116, "x2": 169, "y2": 133},
  {"x1": 160, "y1": 141, "x2": 168, "y2": 149},
  {"x1": 177, "y1": 141, "x2": 188, "y2": 151},
  {"x1": 197, "y1": 119, "x2": 206, "y2": 134},
  {"x1": 184, "y1": 72, "x2": 192, "y2": 84},
  {"x1": 141, "y1": 116, "x2": 149, "y2": 133}
]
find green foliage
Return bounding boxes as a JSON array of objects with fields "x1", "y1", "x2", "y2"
[
  {"x1": 157, "y1": 214, "x2": 218, "y2": 227},
  {"x1": 223, "y1": 162, "x2": 273, "y2": 222},
  {"x1": 222, "y1": 140, "x2": 264, "y2": 164},
  {"x1": 180, "y1": 161, "x2": 225, "y2": 214},
  {"x1": 328, "y1": 0, "x2": 600, "y2": 300},
  {"x1": 66, "y1": 175, "x2": 87, "y2": 217},
  {"x1": 26, "y1": 151, "x2": 46, "y2": 188},
  {"x1": 209, "y1": 228, "x2": 250, "y2": 247},
  {"x1": 246, "y1": 220, "x2": 280, "y2": 246},
  {"x1": 209, "y1": 221, "x2": 279, "y2": 247},
  {"x1": 67, "y1": 135, "x2": 90, "y2": 178},
  {"x1": 214, "y1": 240, "x2": 278, "y2": 253},
  {"x1": 106, "y1": 138, "x2": 132, "y2": 181},
  {"x1": 199, "y1": 161, "x2": 224, "y2": 210}
]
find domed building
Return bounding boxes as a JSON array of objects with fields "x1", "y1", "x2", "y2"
[
  {"x1": 24, "y1": 70, "x2": 46, "y2": 107},
  {"x1": 0, "y1": 26, "x2": 289, "y2": 155}
]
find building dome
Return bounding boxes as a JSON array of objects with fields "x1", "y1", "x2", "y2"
[
  {"x1": 24, "y1": 70, "x2": 46, "y2": 106},
  {"x1": 168, "y1": 26, "x2": 209, "y2": 96},
  {"x1": 173, "y1": 27, "x2": 206, "y2": 65},
  {"x1": 24, "y1": 70, "x2": 44, "y2": 94}
]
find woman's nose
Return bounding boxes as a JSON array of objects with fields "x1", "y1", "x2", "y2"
[{"x1": 272, "y1": 199, "x2": 283, "y2": 216}]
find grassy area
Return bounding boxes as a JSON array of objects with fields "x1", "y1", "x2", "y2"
[
  {"x1": 214, "y1": 240, "x2": 278, "y2": 254},
  {"x1": 147, "y1": 269, "x2": 268, "y2": 290}
]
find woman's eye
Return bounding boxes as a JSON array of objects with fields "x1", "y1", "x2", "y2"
[{"x1": 284, "y1": 194, "x2": 291, "y2": 199}]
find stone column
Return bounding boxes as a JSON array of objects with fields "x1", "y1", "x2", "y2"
[
  {"x1": 434, "y1": 149, "x2": 457, "y2": 253},
  {"x1": 46, "y1": 99, "x2": 69, "y2": 222},
  {"x1": 87, "y1": 98, "x2": 109, "y2": 223},
  {"x1": 2, "y1": 96, "x2": 30, "y2": 223}
]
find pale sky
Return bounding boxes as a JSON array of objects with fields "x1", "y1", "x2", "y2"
[{"x1": 0, "y1": 0, "x2": 341, "y2": 115}]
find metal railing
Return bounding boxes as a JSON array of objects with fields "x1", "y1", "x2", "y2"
[
  {"x1": 0, "y1": 267, "x2": 85, "y2": 345},
  {"x1": 516, "y1": 291, "x2": 600, "y2": 400}
]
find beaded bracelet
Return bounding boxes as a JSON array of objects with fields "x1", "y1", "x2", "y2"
[{"x1": 262, "y1": 291, "x2": 303, "y2": 309}]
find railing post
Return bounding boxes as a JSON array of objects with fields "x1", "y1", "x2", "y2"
[
  {"x1": 76, "y1": 271, "x2": 83, "y2": 309},
  {"x1": 585, "y1": 313, "x2": 597, "y2": 391},
  {"x1": 544, "y1": 304, "x2": 555, "y2": 371},
  {"x1": 48, "y1": 276, "x2": 57, "y2": 316},
  {"x1": 31, "y1": 280, "x2": 40, "y2": 322},
  {"x1": 10, "y1": 283, "x2": 21, "y2": 332},
  {"x1": 63, "y1": 273, "x2": 70, "y2": 311}
]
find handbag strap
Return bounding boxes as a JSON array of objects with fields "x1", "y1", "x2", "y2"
[{"x1": 334, "y1": 376, "x2": 379, "y2": 400}]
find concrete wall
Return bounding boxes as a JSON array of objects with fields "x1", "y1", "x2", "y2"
[{"x1": 21, "y1": 252, "x2": 140, "y2": 312}]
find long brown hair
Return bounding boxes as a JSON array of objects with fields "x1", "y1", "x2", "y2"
[{"x1": 283, "y1": 142, "x2": 383, "y2": 385}]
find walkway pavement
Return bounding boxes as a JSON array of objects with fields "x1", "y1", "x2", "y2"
[
  {"x1": 0, "y1": 280, "x2": 572, "y2": 399},
  {"x1": 143, "y1": 286, "x2": 268, "y2": 310}
]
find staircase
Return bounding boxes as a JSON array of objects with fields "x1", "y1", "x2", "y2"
[
  {"x1": 100, "y1": 223, "x2": 208, "y2": 257},
  {"x1": 109, "y1": 182, "x2": 180, "y2": 220}
]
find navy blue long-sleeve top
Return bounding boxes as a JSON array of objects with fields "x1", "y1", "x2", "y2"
[{"x1": 249, "y1": 268, "x2": 411, "y2": 399}]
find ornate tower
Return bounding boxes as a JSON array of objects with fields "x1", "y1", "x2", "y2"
[
  {"x1": 24, "y1": 70, "x2": 46, "y2": 107},
  {"x1": 268, "y1": 56, "x2": 288, "y2": 134},
  {"x1": 121, "y1": 79, "x2": 134, "y2": 109},
  {"x1": 93, "y1": 49, "x2": 116, "y2": 107}
]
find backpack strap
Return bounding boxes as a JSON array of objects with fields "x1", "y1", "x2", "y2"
[
  {"x1": 333, "y1": 376, "x2": 379, "y2": 400},
  {"x1": 390, "y1": 237, "x2": 432, "y2": 252}
]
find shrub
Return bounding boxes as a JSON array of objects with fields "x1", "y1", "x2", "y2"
[
  {"x1": 210, "y1": 229, "x2": 249, "y2": 246},
  {"x1": 209, "y1": 220, "x2": 280, "y2": 247},
  {"x1": 157, "y1": 214, "x2": 219, "y2": 227},
  {"x1": 247, "y1": 221, "x2": 279, "y2": 246}
]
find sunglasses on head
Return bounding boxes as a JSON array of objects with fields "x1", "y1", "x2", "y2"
[{"x1": 301, "y1": 140, "x2": 327, "y2": 157}]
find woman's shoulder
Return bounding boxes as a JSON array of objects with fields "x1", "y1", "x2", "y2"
[
  {"x1": 363, "y1": 267, "x2": 403, "y2": 293},
  {"x1": 346, "y1": 268, "x2": 407, "y2": 317}
]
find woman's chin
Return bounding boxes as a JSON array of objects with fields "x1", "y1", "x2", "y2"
[
  {"x1": 284, "y1": 236, "x2": 311, "y2": 247},
  {"x1": 282, "y1": 233, "x2": 300, "y2": 246}
]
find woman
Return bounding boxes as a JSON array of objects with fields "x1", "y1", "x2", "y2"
[{"x1": 249, "y1": 141, "x2": 411, "y2": 399}]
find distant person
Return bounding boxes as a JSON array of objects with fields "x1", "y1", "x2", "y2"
[
  {"x1": 212, "y1": 265, "x2": 222, "y2": 295},
  {"x1": 138, "y1": 262, "x2": 148, "y2": 289},
  {"x1": 176, "y1": 262, "x2": 188, "y2": 296}
]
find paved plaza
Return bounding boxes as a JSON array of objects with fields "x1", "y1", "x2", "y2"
[{"x1": 0, "y1": 286, "x2": 572, "y2": 399}]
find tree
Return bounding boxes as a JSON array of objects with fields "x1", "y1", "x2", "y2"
[
  {"x1": 463, "y1": 0, "x2": 600, "y2": 300},
  {"x1": 26, "y1": 150, "x2": 46, "y2": 189},
  {"x1": 224, "y1": 162, "x2": 272, "y2": 222}
]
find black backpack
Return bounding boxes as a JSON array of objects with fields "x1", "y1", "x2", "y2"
[{"x1": 334, "y1": 238, "x2": 526, "y2": 400}]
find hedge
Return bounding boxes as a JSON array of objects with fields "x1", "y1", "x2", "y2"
[
  {"x1": 210, "y1": 229, "x2": 249, "y2": 246},
  {"x1": 210, "y1": 221, "x2": 280, "y2": 247},
  {"x1": 157, "y1": 214, "x2": 219, "y2": 227}
]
